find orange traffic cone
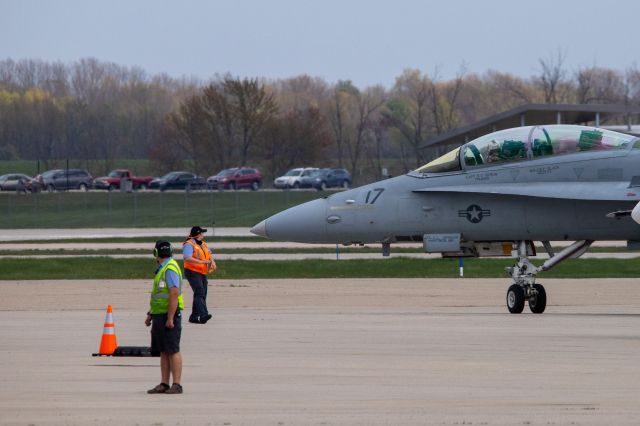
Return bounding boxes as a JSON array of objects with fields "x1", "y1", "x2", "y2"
[{"x1": 93, "y1": 305, "x2": 118, "y2": 356}]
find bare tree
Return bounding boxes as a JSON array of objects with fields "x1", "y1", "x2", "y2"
[
  {"x1": 261, "y1": 106, "x2": 328, "y2": 180},
  {"x1": 429, "y1": 66, "x2": 466, "y2": 135},
  {"x1": 575, "y1": 65, "x2": 624, "y2": 104},
  {"x1": 344, "y1": 85, "x2": 386, "y2": 181},
  {"x1": 224, "y1": 77, "x2": 278, "y2": 165},
  {"x1": 537, "y1": 50, "x2": 568, "y2": 104},
  {"x1": 386, "y1": 69, "x2": 432, "y2": 168}
]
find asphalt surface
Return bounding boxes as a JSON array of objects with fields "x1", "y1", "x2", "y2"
[{"x1": 1, "y1": 278, "x2": 639, "y2": 425}]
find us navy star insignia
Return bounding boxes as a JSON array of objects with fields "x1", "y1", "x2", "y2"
[{"x1": 458, "y1": 204, "x2": 491, "y2": 223}]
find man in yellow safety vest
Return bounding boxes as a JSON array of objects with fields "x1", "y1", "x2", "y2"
[{"x1": 146, "y1": 240, "x2": 184, "y2": 394}]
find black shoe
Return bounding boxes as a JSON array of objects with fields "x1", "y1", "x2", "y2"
[
  {"x1": 165, "y1": 383, "x2": 183, "y2": 394},
  {"x1": 188, "y1": 316, "x2": 200, "y2": 324},
  {"x1": 201, "y1": 314, "x2": 213, "y2": 324},
  {"x1": 147, "y1": 383, "x2": 170, "y2": 394}
]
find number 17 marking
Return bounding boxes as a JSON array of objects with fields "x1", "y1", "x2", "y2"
[{"x1": 365, "y1": 188, "x2": 384, "y2": 204}]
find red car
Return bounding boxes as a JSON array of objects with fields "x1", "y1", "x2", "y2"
[
  {"x1": 207, "y1": 167, "x2": 262, "y2": 190},
  {"x1": 93, "y1": 169, "x2": 154, "y2": 191}
]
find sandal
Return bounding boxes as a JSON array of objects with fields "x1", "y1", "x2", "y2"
[{"x1": 147, "y1": 383, "x2": 170, "y2": 394}]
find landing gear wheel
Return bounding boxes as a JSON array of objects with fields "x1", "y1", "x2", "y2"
[
  {"x1": 528, "y1": 284, "x2": 547, "y2": 314},
  {"x1": 506, "y1": 284, "x2": 525, "y2": 314}
]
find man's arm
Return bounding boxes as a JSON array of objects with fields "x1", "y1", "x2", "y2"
[
  {"x1": 166, "y1": 287, "x2": 179, "y2": 328},
  {"x1": 165, "y1": 267, "x2": 181, "y2": 328}
]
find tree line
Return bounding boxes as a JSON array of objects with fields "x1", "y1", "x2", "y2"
[{"x1": 2, "y1": 54, "x2": 640, "y2": 183}]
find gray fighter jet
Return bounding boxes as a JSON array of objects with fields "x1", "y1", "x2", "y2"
[{"x1": 251, "y1": 125, "x2": 640, "y2": 314}]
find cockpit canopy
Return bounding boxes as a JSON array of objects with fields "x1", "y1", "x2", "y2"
[{"x1": 416, "y1": 125, "x2": 639, "y2": 174}]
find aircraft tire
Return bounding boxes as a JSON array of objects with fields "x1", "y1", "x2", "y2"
[
  {"x1": 528, "y1": 284, "x2": 547, "y2": 314},
  {"x1": 506, "y1": 284, "x2": 525, "y2": 314}
]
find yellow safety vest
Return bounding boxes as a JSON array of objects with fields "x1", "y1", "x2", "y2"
[{"x1": 150, "y1": 258, "x2": 184, "y2": 314}]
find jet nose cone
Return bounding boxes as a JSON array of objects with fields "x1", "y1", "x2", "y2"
[
  {"x1": 251, "y1": 198, "x2": 328, "y2": 243},
  {"x1": 632, "y1": 201, "x2": 640, "y2": 225},
  {"x1": 250, "y1": 220, "x2": 267, "y2": 238}
]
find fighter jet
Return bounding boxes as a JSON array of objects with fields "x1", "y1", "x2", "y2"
[{"x1": 251, "y1": 125, "x2": 640, "y2": 314}]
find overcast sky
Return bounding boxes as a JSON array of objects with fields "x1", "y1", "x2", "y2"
[{"x1": 3, "y1": 0, "x2": 639, "y2": 88}]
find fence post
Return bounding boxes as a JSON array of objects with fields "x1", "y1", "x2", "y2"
[
  {"x1": 133, "y1": 191, "x2": 138, "y2": 224},
  {"x1": 209, "y1": 190, "x2": 214, "y2": 225},
  {"x1": 185, "y1": 187, "x2": 189, "y2": 219},
  {"x1": 234, "y1": 190, "x2": 239, "y2": 219}
]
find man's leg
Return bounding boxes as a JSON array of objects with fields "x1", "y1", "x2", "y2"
[
  {"x1": 169, "y1": 352, "x2": 182, "y2": 384},
  {"x1": 160, "y1": 352, "x2": 170, "y2": 384},
  {"x1": 202, "y1": 274, "x2": 209, "y2": 315},
  {"x1": 186, "y1": 270, "x2": 206, "y2": 321}
]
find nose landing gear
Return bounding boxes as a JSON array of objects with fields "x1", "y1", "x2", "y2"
[
  {"x1": 506, "y1": 240, "x2": 593, "y2": 314},
  {"x1": 506, "y1": 283, "x2": 547, "y2": 314}
]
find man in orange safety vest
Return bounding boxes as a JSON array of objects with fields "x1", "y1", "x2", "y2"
[{"x1": 182, "y1": 226, "x2": 216, "y2": 324}]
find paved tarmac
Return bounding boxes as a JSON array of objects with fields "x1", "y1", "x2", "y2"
[{"x1": 1, "y1": 278, "x2": 639, "y2": 425}]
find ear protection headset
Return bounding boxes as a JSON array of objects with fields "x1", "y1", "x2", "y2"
[{"x1": 154, "y1": 240, "x2": 173, "y2": 257}]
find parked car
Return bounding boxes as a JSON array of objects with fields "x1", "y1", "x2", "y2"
[
  {"x1": 207, "y1": 167, "x2": 262, "y2": 190},
  {"x1": 273, "y1": 167, "x2": 318, "y2": 189},
  {"x1": 93, "y1": 169, "x2": 155, "y2": 191},
  {"x1": 149, "y1": 171, "x2": 206, "y2": 191},
  {"x1": 0, "y1": 173, "x2": 32, "y2": 192},
  {"x1": 299, "y1": 168, "x2": 352, "y2": 191},
  {"x1": 35, "y1": 169, "x2": 93, "y2": 192}
]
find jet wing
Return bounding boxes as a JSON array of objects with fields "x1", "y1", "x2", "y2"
[{"x1": 414, "y1": 182, "x2": 640, "y2": 201}]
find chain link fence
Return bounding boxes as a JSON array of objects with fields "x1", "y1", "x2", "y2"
[{"x1": 0, "y1": 190, "x2": 321, "y2": 229}]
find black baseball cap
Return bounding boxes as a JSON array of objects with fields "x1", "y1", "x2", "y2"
[{"x1": 189, "y1": 226, "x2": 207, "y2": 236}]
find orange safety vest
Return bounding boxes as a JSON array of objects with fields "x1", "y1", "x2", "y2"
[{"x1": 183, "y1": 239, "x2": 215, "y2": 275}]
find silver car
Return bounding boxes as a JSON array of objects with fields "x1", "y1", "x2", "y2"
[
  {"x1": 273, "y1": 167, "x2": 318, "y2": 189},
  {"x1": 0, "y1": 173, "x2": 31, "y2": 191}
]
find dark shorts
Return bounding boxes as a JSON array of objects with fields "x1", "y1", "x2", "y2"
[{"x1": 150, "y1": 312, "x2": 182, "y2": 354}]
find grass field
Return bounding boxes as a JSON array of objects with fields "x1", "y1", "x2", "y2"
[
  {"x1": 0, "y1": 191, "x2": 321, "y2": 228},
  {"x1": 1, "y1": 257, "x2": 638, "y2": 280}
]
